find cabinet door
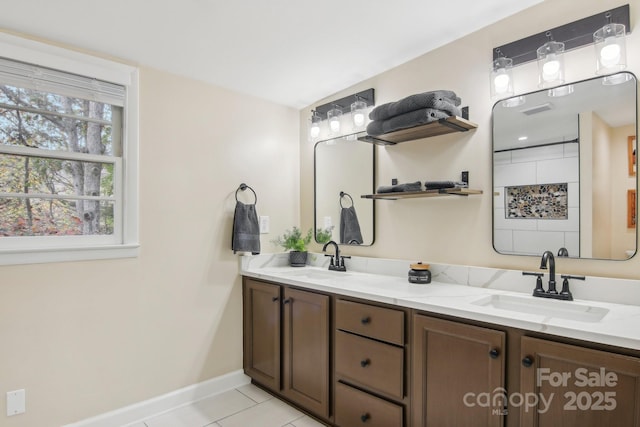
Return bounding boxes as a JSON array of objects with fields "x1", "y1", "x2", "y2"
[
  {"x1": 243, "y1": 279, "x2": 281, "y2": 391},
  {"x1": 520, "y1": 336, "x2": 640, "y2": 427},
  {"x1": 412, "y1": 314, "x2": 506, "y2": 427},
  {"x1": 282, "y1": 287, "x2": 330, "y2": 418}
]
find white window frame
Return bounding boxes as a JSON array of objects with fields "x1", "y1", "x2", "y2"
[{"x1": 0, "y1": 33, "x2": 139, "y2": 265}]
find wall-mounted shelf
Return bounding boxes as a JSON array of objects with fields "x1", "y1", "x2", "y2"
[
  {"x1": 358, "y1": 116, "x2": 478, "y2": 146},
  {"x1": 361, "y1": 188, "x2": 483, "y2": 200}
]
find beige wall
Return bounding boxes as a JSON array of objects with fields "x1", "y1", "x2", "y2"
[
  {"x1": 611, "y1": 124, "x2": 637, "y2": 258},
  {"x1": 302, "y1": 0, "x2": 640, "y2": 279},
  {"x1": 592, "y1": 113, "x2": 613, "y2": 259},
  {"x1": 0, "y1": 65, "x2": 300, "y2": 426}
]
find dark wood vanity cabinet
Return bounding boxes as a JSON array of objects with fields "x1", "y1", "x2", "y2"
[
  {"x1": 520, "y1": 336, "x2": 640, "y2": 427},
  {"x1": 412, "y1": 314, "x2": 506, "y2": 427},
  {"x1": 334, "y1": 299, "x2": 409, "y2": 427},
  {"x1": 242, "y1": 278, "x2": 330, "y2": 420},
  {"x1": 243, "y1": 275, "x2": 640, "y2": 427}
]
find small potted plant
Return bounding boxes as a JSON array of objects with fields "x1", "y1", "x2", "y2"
[{"x1": 273, "y1": 226, "x2": 313, "y2": 267}]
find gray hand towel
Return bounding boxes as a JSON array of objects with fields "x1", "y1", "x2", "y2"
[
  {"x1": 366, "y1": 108, "x2": 452, "y2": 137},
  {"x1": 369, "y1": 90, "x2": 461, "y2": 121},
  {"x1": 340, "y1": 206, "x2": 363, "y2": 245},
  {"x1": 232, "y1": 201, "x2": 260, "y2": 254}
]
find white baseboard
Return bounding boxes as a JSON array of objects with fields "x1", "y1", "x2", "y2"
[{"x1": 63, "y1": 370, "x2": 251, "y2": 427}]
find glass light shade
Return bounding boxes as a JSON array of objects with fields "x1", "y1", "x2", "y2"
[
  {"x1": 309, "y1": 122, "x2": 321, "y2": 139},
  {"x1": 351, "y1": 99, "x2": 367, "y2": 128},
  {"x1": 602, "y1": 72, "x2": 633, "y2": 86},
  {"x1": 594, "y1": 23, "x2": 626, "y2": 75},
  {"x1": 537, "y1": 41, "x2": 565, "y2": 88},
  {"x1": 308, "y1": 111, "x2": 322, "y2": 141},
  {"x1": 327, "y1": 106, "x2": 342, "y2": 134},
  {"x1": 548, "y1": 84, "x2": 574, "y2": 97},
  {"x1": 501, "y1": 95, "x2": 525, "y2": 108},
  {"x1": 490, "y1": 57, "x2": 514, "y2": 99}
]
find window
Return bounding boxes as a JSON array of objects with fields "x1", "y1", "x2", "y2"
[{"x1": 0, "y1": 34, "x2": 139, "y2": 265}]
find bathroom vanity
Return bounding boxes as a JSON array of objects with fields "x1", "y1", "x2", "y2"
[{"x1": 241, "y1": 255, "x2": 640, "y2": 427}]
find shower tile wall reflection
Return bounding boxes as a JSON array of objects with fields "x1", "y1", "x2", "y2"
[
  {"x1": 506, "y1": 183, "x2": 568, "y2": 219},
  {"x1": 494, "y1": 142, "x2": 579, "y2": 256}
]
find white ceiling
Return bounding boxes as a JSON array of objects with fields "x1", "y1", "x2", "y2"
[{"x1": 1, "y1": 0, "x2": 543, "y2": 109}]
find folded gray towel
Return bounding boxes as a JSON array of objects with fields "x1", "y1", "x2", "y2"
[
  {"x1": 340, "y1": 206, "x2": 363, "y2": 245},
  {"x1": 425, "y1": 181, "x2": 455, "y2": 190},
  {"x1": 424, "y1": 181, "x2": 468, "y2": 190},
  {"x1": 366, "y1": 108, "x2": 451, "y2": 137},
  {"x1": 377, "y1": 181, "x2": 422, "y2": 193},
  {"x1": 369, "y1": 90, "x2": 462, "y2": 121},
  {"x1": 232, "y1": 201, "x2": 260, "y2": 254}
]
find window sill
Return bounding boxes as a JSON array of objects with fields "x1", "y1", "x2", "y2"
[{"x1": 0, "y1": 244, "x2": 140, "y2": 266}]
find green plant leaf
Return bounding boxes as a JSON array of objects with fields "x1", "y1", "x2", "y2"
[{"x1": 272, "y1": 226, "x2": 313, "y2": 252}]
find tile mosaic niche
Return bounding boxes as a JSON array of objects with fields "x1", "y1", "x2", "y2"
[{"x1": 505, "y1": 183, "x2": 568, "y2": 219}]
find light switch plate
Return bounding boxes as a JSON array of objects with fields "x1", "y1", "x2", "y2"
[
  {"x1": 7, "y1": 389, "x2": 25, "y2": 416},
  {"x1": 259, "y1": 216, "x2": 269, "y2": 234}
]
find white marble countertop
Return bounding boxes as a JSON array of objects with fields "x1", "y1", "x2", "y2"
[{"x1": 240, "y1": 255, "x2": 640, "y2": 351}]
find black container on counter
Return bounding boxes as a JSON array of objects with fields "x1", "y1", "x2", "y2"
[{"x1": 408, "y1": 262, "x2": 431, "y2": 284}]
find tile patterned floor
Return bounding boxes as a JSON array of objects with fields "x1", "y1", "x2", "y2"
[{"x1": 131, "y1": 384, "x2": 327, "y2": 427}]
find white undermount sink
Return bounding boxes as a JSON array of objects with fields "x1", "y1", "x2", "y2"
[{"x1": 471, "y1": 294, "x2": 609, "y2": 323}]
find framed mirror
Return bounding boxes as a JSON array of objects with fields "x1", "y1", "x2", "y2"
[
  {"x1": 492, "y1": 72, "x2": 637, "y2": 260},
  {"x1": 314, "y1": 134, "x2": 375, "y2": 246}
]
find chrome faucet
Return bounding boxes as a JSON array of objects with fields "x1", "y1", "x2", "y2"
[
  {"x1": 322, "y1": 240, "x2": 349, "y2": 271},
  {"x1": 540, "y1": 250, "x2": 557, "y2": 294}
]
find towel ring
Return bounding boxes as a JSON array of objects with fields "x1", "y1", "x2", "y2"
[
  {"x1": 236, "y1": 183, "x2": 257, "y2": 204},
  {"x1": 339, "y1": 191, "x2": 354, "y2": 208}
]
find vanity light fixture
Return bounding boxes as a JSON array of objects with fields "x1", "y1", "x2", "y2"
[
  {"x1": 594, "y1": 13, "x2": 627, "y2": 75},
  {"x1": 490, "y1": 54, "x2": 514, "y2": 100},
  {"x1": 491, "y1": 4, "x2": 630, "y2": 93},
  {"x1": 309, "y1": 88, "x2": 375, "y2": 142},
  {"x1": 537, "y1": 34, "x2": 565, "y2": 88}
]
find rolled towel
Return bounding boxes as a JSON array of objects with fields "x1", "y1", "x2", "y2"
[
  {"x1": 367, "y1": 108, "x2": 452, "y2": 137},
  {"x1": 369, "y1": 90, "x2": 462, "y2": 121},
  {"x1": 377, "y1": 181, "x2": 422, "y2": 193}
]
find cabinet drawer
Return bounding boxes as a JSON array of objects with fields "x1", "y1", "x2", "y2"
[
  {"x1": 335, "y1": 382, "x2": 403, "y2": 427},
  {"x1": 335, "y1": 330, "x2": 404, "y2": 399},
  {"x1": 336, "y1": 299, "x2": 404, "y2": 345}
]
